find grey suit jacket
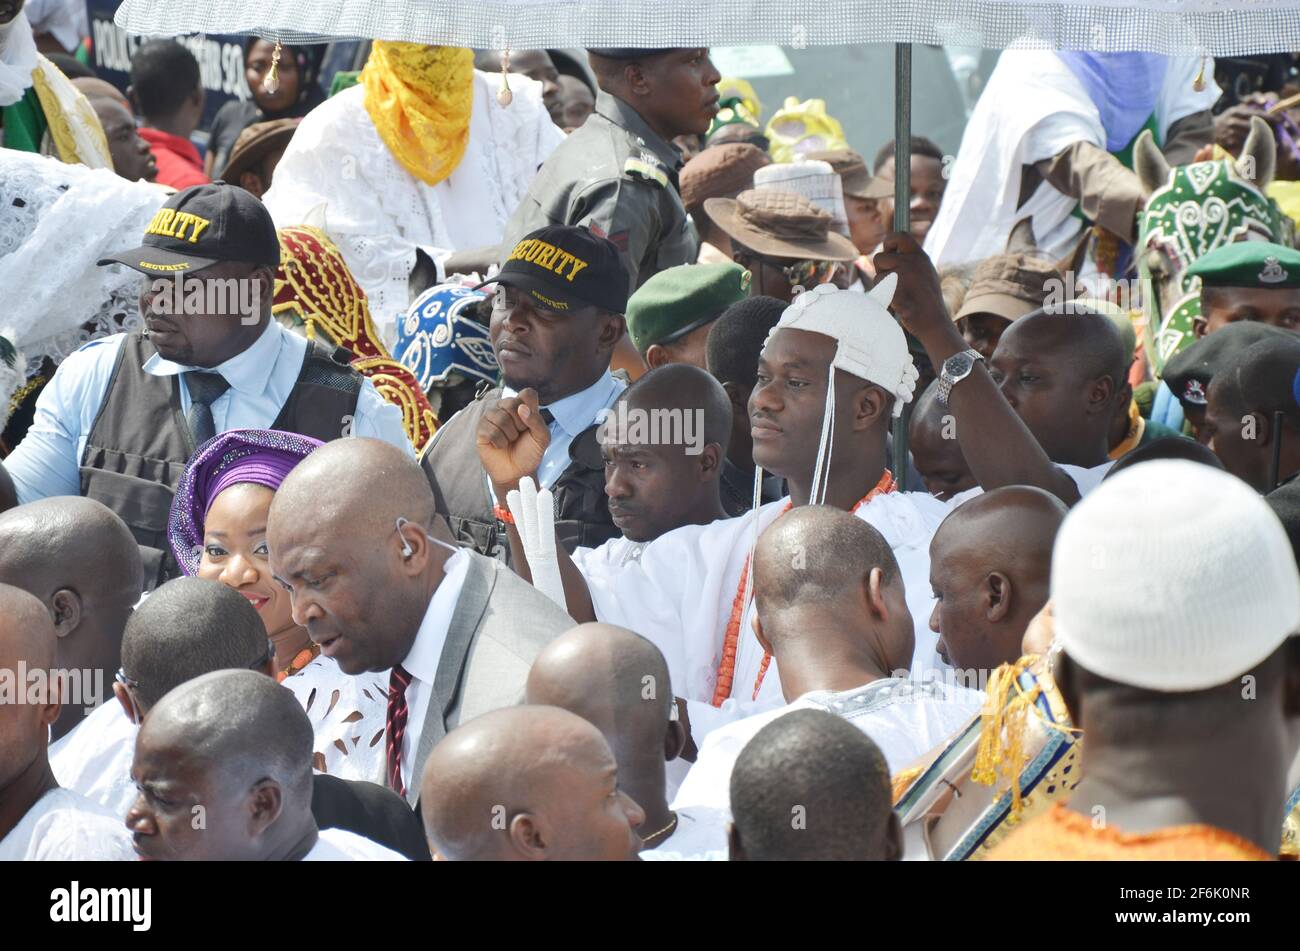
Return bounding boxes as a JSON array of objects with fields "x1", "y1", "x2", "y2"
[{"x1": 404, "y1": 551, "x2": 575, "y2": 805}]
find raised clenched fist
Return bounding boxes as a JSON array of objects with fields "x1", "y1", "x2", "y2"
[{"x1": 476, "y1": 387, "x2": 550, "y2": 491}]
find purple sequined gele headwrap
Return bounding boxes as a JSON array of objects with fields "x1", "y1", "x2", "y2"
[{"x1": 168, "y1": 429, "x2": 324, "y2": 576}]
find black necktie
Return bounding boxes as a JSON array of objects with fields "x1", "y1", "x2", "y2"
[
  {"x1": 185, "y1": 372, "x2": 230, "y2": 447},
  {"x1": 539, "y1": 407, "x2": 555, "y2": 427}
]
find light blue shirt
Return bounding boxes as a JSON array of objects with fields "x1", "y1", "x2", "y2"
[
  {"x1": 6, "y1": 320, "x2": 411, "y2": 504},
  {"x1": 504, "y1": 371, "x2": 626, "y2": 488}
]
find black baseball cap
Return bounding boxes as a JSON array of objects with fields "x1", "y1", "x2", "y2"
[
  {"x1": 98, "y1": 182, "x2": 280, "y2": 275},
  {"x1": 481, "y1": 226, "x2": 630, "y2": 314}
]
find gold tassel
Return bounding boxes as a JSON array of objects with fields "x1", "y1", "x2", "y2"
[
  {"x1": 263, "y1": 39, "x2": 283, "y2": 95},
  {"x1": 1193, "y1": 53, "x2": 1207, "y2": 93},
  {"x1": 497, "y1": 48, "x2": 513, "y2": 107},
  {"x1": 971, "y1": 656, "x2": 1041, "y2": 821}
]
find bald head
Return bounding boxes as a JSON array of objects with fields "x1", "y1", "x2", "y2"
[
  {"x1": 420, "y1": 705, "x2": 644, "y2": 861},
  {"x1": 754, "y1": 505, "x2": 899, "y2": 620},
  {"x1": 753, "y1": 505, "x2": 913, "y2": 682},
  {"x1": 129, "y1": 669, "x2": 316, "y2": 861},
  {"x1": 0, "y1": 584, "x2": 60, "y2": 790},
  {"x1": 272, "y1": 437, "x2": 434, "y2": 532},
  {"x1": 620, "y1": 363, "x2": 733, "y2": 455},
  {"x1": 929, "y1": 486, "x2": 1067, "y2": 672},
  {"x1": 0, "y1": 498, "x2": 141, "y2": 724},
  {"x1": 0, "y1": 496, "x2": 143, "y2": 608},
  {"x1": 730, "y1": 709, "x2": 899, "y2": 861},
  {"x1": 526, "y1": 623, "x2": 674, "y2": 764},
  {"x1": 992, "y1": 307, "x2": 1128, "y2": 467},
  {"x1": 73, "y1": 77, "x2": 131, "y2": 111},
  {"x1": 1012, "y1": 307, "x2": 1128, "y2": 382},
  {"x1": 909, "y1": 379, "x2": 976, "y2": 500},
  {"x1": 119, "y1": 577, "x2": 268, "y2": 712},
  {"x1": 599, "y1": 364, "x2": 732, "y2": 542},
  {"x1": 145, "y1": 669, "x2": 312, "y2": 798},
  {"x1": 267, "y1": 438, "x2": 456, "y2": 676},
  {"x1": 0, "y1": 583, "x2": 56, "y2": 673}
]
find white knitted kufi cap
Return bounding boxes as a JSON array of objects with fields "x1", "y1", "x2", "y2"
[
  {"x1": 1052, "y1": 459, "x2": 1300, "y2": 692},
  {"x1": 754, "y1": 159, "x2": 850, "y2": 236},
  {"x1": 767, "y1": 276, "x2": 918, "y2": 417},
  {"x1": 762, "y1": 277, "x2": 917, "y2": 505}
]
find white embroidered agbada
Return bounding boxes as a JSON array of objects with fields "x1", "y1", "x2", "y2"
[
  {"x1": 263, "y1": 71, "x2": 565, "y2": 346},
  {"x1": 924, "y1": 49, "x2": 1218, "y2": 267},
  {"x1": 0, "y1": 787, "x2": 135, "y2": 860},
  {"x1": 671, "y1": 678, "x2": 986, "y2": 818}
]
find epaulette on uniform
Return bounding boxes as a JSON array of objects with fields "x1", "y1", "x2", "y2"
[{"x1": 623, "y1": 156, "x2": 669, "y2": 189}]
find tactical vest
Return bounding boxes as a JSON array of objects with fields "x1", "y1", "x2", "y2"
[
  {"x1": 79, "y1": 331, "x2": 364, "y2": 588},
  {"x1": 420, "y1": 387, "x2": 620, "y2": 563}
]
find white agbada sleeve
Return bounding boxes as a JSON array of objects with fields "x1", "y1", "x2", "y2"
[
  {"x1": 924, "y1": 50, "x2": 1106, "y2": 266},
  {"x1": 581, "y1": 503, "x2": 789, "y2": 737}
]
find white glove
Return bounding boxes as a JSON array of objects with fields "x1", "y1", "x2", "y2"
[{"x1": 506, "y1": 477, "x2": 567, "y2": 610}]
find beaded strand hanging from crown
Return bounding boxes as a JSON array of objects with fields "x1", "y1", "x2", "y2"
[
  {"x1": 263, "y1": 39, "x2": 284, "y2": 95},
  {"x1": 497, "y1": 48, "x2": 512, "y2": 106}
]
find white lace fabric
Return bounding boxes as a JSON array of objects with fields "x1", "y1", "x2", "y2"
[
  {"x1": 262, "y1": 70, "x2": 563, "y2": 347},
  {"x1": 0, "y1": 151, "x2": 166, "y2": 379},
  {"x1": 281, "y1": 657, "x2": 391, "y2": 785}
]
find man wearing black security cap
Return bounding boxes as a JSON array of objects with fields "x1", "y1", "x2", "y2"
[
  {"x1": 0, "y1": 183, "x2": 410, "y2": 585},
  {"x1": 500, "y1": 48, "x2": 720, "y2": 297},
  {"x1": 422, "y1": 225, "x2": 631, "y2": 560}
]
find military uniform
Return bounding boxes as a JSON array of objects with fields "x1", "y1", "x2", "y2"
[{"x1": 500, "y1": 91, "x2": 697, "y2": 295}]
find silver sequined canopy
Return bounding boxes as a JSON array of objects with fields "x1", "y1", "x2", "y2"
[{"x1": 112, "y1": 0, "x2": 1300, "y2": 55}]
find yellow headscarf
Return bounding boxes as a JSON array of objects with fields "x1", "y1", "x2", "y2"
[{"x1": 361, "y1": 42, "x2": 475, "y2": 187}]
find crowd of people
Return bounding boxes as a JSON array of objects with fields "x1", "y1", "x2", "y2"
[{"x1": 1, "y1": 0, "x2": 1300, "y2": 863}]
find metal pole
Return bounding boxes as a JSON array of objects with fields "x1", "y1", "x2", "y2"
[{"x1": 892, "y1": 42, "x2": 913, "y2": 490}]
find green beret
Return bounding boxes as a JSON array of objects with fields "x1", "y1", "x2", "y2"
[
  {"x1": 1185, "y1": 241, "x2": 1300, "y2": 290},
  {"x1": 626, "y1": 262, "x2": 751, "y2": 353},
  {"x1": 1162, "y1": 322, "x2": 1296, "y2": 408}
]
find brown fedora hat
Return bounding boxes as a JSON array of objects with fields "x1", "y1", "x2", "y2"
[
  {"x1": 705, "y1": 189, "x2": 858, "y2": 262},
  {"x1": 805, "y1": 149, "x2": 894, "y2": 200},
  {"x1": 220, "y1": 117, "x2": 301, "y2": 184}
]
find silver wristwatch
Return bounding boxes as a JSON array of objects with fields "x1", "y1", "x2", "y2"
[{"x1": 937, "y1": 348, "x2": 985, "y2": 406}]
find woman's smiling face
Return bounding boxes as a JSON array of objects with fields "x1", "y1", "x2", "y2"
[{"x1": 197, "y1": 482, "x2": 295, "y2": 638}]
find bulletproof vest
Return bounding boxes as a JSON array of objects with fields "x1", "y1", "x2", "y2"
[
  {"x1": 80, "y1": 331, "x2": 364, "y2": 589},
  {"x1": 420, "y1": 387, "x2": 620, "y2": 563}
]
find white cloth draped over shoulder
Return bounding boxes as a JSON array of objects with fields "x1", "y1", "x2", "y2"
[
  {"x1": 262, "y1": 71, "x2": 565, "y2": 347},
  {"x1": 281, "y1": 658, "x2": 391, "y2": 785},
  {"x1": 924, "y1": 49, "x2": 1218, "y2": 266}
]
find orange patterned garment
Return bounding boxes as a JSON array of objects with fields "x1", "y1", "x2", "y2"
[{"x1": 986, "y1": 803, "x2": 1274, "y2": 861}]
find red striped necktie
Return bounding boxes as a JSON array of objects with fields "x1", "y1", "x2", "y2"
[{"x1": 385, "y1": 664, "x2": 414, "y2": 797}]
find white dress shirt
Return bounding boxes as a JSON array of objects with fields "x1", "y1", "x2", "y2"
[
  {"x1": 397, "y1": 548, "x2": 471, "y2": 792},
  {"x1": 5, "y1": 319, "x2": 411, "y2": 503}
]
